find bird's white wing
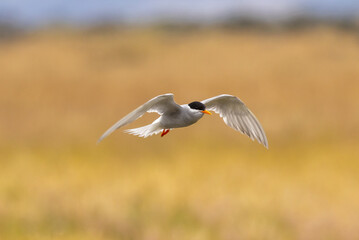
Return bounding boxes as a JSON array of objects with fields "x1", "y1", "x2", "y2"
[
  {"x1": 202, "y1": 94, "x2": 268, "y2": 148},
  {"x1": 98, "y1": 93, "x2": 180, "y2": 143}
]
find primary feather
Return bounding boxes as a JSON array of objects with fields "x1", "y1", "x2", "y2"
[
  {"x1": 202, "y1": 94, "x2": 268, "y2": 148},
  {"x1": 97, "y1": 93, "x2": 179, "y2": 143}
]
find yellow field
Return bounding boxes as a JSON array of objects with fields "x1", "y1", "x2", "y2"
[{"x1": 1, "y1": 28, "x2": 359, "y2": 240}]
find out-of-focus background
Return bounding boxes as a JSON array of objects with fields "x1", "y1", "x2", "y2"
[{"x1": 1, "y1": 1, "x2": 359, "y2": 239}]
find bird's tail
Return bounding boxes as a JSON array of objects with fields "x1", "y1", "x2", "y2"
[{"x1": 124, "y1": 122, "x2": 163, "y2": 138}]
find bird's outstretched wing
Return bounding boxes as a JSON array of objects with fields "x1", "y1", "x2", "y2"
[
  {"x1": 98, "y1": 93, "x2": 180, "y2": 143},
  {"x1": 202, "y1": 94, "x2": 268, "y2": 148}
]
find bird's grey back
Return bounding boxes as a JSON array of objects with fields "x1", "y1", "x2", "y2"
[{"x1": 160, "y1": 105, "x2": 203, "y2": 128}]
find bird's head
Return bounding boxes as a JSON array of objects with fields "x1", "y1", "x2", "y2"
[{"x1": 188, "y1": 101, "x2": 212, "y2": 115}]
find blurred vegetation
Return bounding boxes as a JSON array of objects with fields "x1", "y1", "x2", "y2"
[{"x1": 0, "y1": 23, "x2": 359, "y2": 240}]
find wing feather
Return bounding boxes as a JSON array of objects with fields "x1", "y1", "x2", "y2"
[
  {"x1": 98, "y1": 93, "x2": 179, "y2": 143},
  {"x1": 202, "y1": 94, "x2": 268, "y2": 148}
]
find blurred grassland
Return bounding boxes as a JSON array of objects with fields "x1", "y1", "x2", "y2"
[{"x1": 0, "y1": 27, "x2": 359, "y2": 240}]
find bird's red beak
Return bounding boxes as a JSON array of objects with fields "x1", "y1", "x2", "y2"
[{"x1": 201, "y1": 110, "x2": 212, "y2": 115}]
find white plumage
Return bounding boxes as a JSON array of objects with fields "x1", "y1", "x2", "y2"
[{"x1": 98, "y1": 93, "x2": 268, "y2": 148}]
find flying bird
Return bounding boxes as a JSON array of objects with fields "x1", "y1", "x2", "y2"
[{"x1": 98, "y1": 93, "x2": 268, "y2": 148}]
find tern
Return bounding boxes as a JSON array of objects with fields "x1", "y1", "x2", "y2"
[{"x1": 98, "y1": 93, "x2": 268, "y2": 148}]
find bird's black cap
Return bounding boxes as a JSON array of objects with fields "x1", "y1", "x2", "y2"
[{"x1": 188, "y1": 101, "x2": 206, "y2": 111}]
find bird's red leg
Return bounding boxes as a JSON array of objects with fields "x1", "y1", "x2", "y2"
[{"x1": 161, "y1": 129, "x2": 170, "y2": 137}]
